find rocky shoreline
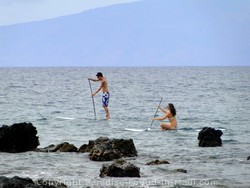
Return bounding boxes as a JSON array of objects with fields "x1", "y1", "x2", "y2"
[
  {"x1": 0, "y1": 122, "x2": 227, "y2": 187},
  {"x1": 0, "y1": 176, "x2": 67, "y2": 188}
]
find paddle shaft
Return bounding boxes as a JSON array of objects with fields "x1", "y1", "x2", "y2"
[
  {"x1": 150, "y1": 97, "x2": 163, "y2": 127},
  {"x1": 88, "y1": 79, "x2": 96, "y2": 119}
]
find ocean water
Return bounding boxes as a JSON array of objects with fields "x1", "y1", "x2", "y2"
[{"x1": 0, "y1": 67, "x2": 249, "y2": 188}]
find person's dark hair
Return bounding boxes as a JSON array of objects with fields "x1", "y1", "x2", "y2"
[
  {"x1": 168, "y1": 103, "x2": 176, "y2": 116},
  {"x1": 96, "y1": 72, "x2": 103, "y2": 77}
]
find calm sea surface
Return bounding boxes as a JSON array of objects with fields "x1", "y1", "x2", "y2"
[{"x1": 0, "y1": 67, "x2": 249, "y2": 188}]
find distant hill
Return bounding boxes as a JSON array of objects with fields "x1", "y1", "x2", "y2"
[{"x1": 0, "y1": 0, "x2": 249, "y2": 67}]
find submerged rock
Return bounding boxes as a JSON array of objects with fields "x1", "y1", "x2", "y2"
[
  {"x1": 0, "y1": 122, "x2": 39, "y2": 153},
  {"x1": 198, "y1": 127, "x2": 223, "y2": 147},
  {"x1": 146, "y1": 159, "x2": 170, "y2": 165},
  {"x1": 89, "y1": 137, "x2": 137, "y2": 161},
  {"x1": 0, "y1": 176, "x2": 67, "y2": 188},
  {"x1": 55, "y1": 142, "x2": 78, "y2": 152},
  {"x1": 100, "y1": 159, "x2": 140, "y2": 178},
  {"x1": 247, "y1": 156, "x2": 250, "y2": 160},
  {"x1": 36, "y1": 142, "x2": 77, "y2": 152},
  {"x1": 176, "y1": 169, "x2": 187, "y2": 173}
]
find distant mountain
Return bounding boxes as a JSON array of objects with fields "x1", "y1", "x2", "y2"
[{"x1": 0, "y1": 0, "x2": 249, "y2": 67}]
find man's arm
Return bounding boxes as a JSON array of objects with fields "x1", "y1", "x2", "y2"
[
  {"x1": 92, "y1": 81, "x2": 104, "y2": 96},
  {"x1": 88, "y1": 78, "x2": 100, "y2": 82}
]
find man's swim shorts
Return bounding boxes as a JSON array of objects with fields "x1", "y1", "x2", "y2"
[{"x1": 102, "y1": 92, "x2": 110, "y2": 107}]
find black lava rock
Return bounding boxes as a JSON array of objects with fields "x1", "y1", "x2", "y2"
[
  {"x1": 0, "y1": 176, "x2": 67, "y2": 188},
  {"x1": 0, "y1": 122, "x2": 39, "y2": 153},
  {"x1": 198, "y1": 127, "x2": 223, "y2": 147},
  {"x1": 89, "y1": 137, "x2": 137, "y2": 161},
  {"x1": 100, "y1": 159, "x2": 140, "y2": 178}
]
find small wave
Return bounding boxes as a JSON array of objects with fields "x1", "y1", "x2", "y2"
[
  {"x1": 223, "y1": 139, "x2": 238, "y2": 143},
  {"x1": 7, "y1": 85, "x2": 26, "y2": 89},
  {"x1": 36, "y1": 117, "x2": 48, "y2": 121},
  {"x1": 180, "y1": 117, "x2": 199, "y2": 121},
  {"x1": 152, "y1": 167, "x2": 171, "y2": 174},
  {"x1": 178, "y1": 127, "x2": 196, "y2": 131},
  {"x1": 211, "y1": 119, "x2": 229, "y2": 125},
  {"x1": 51, "y1": 111, "x2": 61, "y2": 114}
]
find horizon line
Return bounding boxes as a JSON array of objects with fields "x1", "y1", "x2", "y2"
[{"x1": 0, "y1": 65, "x2": 249, "y2": 69}]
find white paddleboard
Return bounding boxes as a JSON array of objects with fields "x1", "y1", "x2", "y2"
[
  {"x1": 56, "y1": 116, "x2": 104, "y2": 121},
  {"x1": 124, "y1": 128, "x2": 150, "y2": 132},
  {"x1": 56, "y1": 116, "x2": 75, "y2": 120}
]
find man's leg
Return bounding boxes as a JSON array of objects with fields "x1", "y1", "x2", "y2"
[
  {"x1": 102, "y1": 93, "x2": 110, "y2": 120},
  {"x1": 104, "y1": 106, "x2": 110, "y2": 120}
]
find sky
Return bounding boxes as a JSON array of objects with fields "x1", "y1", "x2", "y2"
[
  {"x1": 0, "y1": 0, "x2": 139, "y2": 26},
  {"x1": 0, "y1": 0, "x2": 249, "y2": 67}
]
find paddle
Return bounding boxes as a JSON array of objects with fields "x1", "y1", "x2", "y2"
[
  {"x1": 146, "y1": 97, "x2": 163, "y2": 131},
  {"x1": 88, "y1": 79, "x2": 96, "y2": 119},
  {"x1": 125, "y1": 97, "x2": 163, "y2": 132}
]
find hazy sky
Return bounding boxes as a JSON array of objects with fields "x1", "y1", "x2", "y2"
[
  {"x1": 0, "y1": 0, "x2": 139, "y2": 26},
  {"x1": 0, "y1": 0, "x2": 249, "y2": 67}
]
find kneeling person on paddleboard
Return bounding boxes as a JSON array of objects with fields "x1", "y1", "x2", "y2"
[
  {"x1": 153, "y1": 103, "x2": 177, "y2": 130},
  {"x1": 88, "y1": 72, "x2": 110, "y2": 120}
]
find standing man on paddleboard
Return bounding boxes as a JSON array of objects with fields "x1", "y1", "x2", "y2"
[{"x1": 88, "y1": 72, "x2": 110, "y2": 120}]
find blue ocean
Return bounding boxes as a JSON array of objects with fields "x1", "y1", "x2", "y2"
[{"x1": 0, "y1": 67, "x2": 249, "y2": 187}]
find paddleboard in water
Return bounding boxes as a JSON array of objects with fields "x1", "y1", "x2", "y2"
[
  {"x1": 124, "y1": 128, "x2": 150, "y2": 132},
  {"x1": 56, "y1": 116, "x2": 75, "y2": 120},
  {"x1": 56, "y1": 116, "x2": 106, "y2": 121}
]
